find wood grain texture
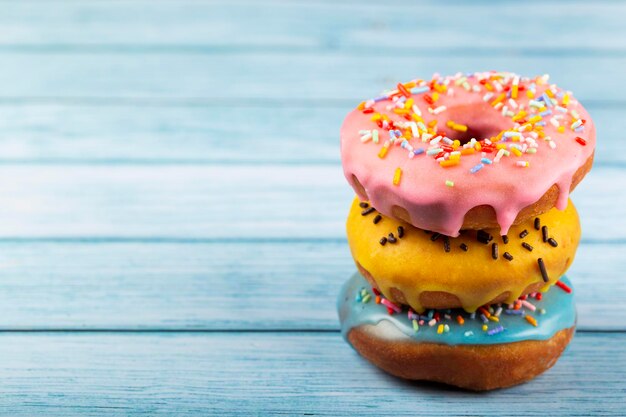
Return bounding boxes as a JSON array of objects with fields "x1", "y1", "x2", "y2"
[
  {"x1": 0, "y1": 241, "x2": 620, "y2": 330},
  {"x1": 0, "y1": 1, "x2": 621, "y2": 413},
  {"x1": 0, "y1": 1, "x2": 623, "y2": 52},
  {"x1": 0, "y1": 165, "x2": 617, "y2": 239},
  {"x1": 0, "y1": 53, "x2": 623, "y2": 102},
  {"x1": 0, "y1": 104, "x2": 620, "y2": 166},
  {"x1": 0, "y1": 332, "x2": 620, "y2": 416}
]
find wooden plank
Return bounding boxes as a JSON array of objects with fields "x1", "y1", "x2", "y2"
[
  {"x1": 0, "y1": 1, "x2": 623, "y2": 52},
  {"x1": 0, "y1": 241, "x2": 620, "y2": 330},
  {"x1": 0, "y1": 103, "x2": 620, "y2": 166},
  {"x1": 194, "y1": 332, "x2": 626, "y2": 416},
  {"x1": 0, "y1": 164, "x2": 615, "y2": 239},
  {"x1": 0, "y1": 53, "x2": 623, "y2": 102},
  {"x1": 0, "y1": 332, "x2": 620, "y2": 416}
]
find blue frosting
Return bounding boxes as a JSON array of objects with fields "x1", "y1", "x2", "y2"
[{"x1": 338, "y1": 272, "x2": 576, "y2": 345}]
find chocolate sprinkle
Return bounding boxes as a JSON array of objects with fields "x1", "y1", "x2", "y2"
[
  {"x1": 430, "y1": 232, "x2": 441, "y2": 242},
  {"x1": 379, "y1": 237, "x2": 387, "y2": 246},
  {"x1": 387, "y1": 233, "x2": 397, "y2": 243},
  {"x1": 460, "y1": 243, "x2": 468, "y2": 252},
  {"x1": 534, "y1": 218, "x2": 541, "y2": 230},
  {"x1": 443, "y1": 237, "x2": 451, "y2": 253},
  {"x1": 503, "y1": 252, "x2": 514, "y2": 261},
  {"x1": 538, "y1": 258, "x2": 549, "y2": 282},
  {"x1": 361, "y1": 207, "x2": 375, "y2": 216},
  {"x1": 492, "y1": 243, "x2": 499, "y2": 260},
  {"x1": 397, "y1": 226, "x2": 404, "y2": 238},
  {"x1": 522, "y1": 242, "x2": 533, "y2": 251},
  {"x1": 519, "y1": 229, "x2": 528, "y2": 238},
  {"x1": 373, "y1": 214, "x2": 382, "y2": 224},
  {"x1": 542, "y1": 226, "x2": 548, "y2": 242},
  {"x1": 359, "y1": 202, "x2": 369, "y2": 209},
  {"x1": 476, "y1": 230, "x2": 493, "y2": 244},
  {"x1": 502, "y1": 235, "x2": 509, "y2": 244},
  {"x1": 548, "y1": 238, "x2": 558, "y2": 247}
]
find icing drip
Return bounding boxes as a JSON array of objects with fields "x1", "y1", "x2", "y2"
[
  {"x1": 347, "y1": 197, "x2": 580, "y2": 313},
  {"x1": 338, "y1": 272, "x2": 576, "y2": 346},
  {"x1": 340, "y1": 72, "x2": 596, "y2": 236}
]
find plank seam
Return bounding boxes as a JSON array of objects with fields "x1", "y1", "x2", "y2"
[
  {"x1": 0, "y1": 159, "x2": 621, "y2": 169},
  {"x1": 0, "y1": 98, "x2": 622, "y2": 108},
  {"x1": 0, "y1": 329, "x2": 621, "y2": 333},
  {"x1": 0, "y1": 237, "x2": 617, "y2": 245},
  {"x1": 0, "y1": 45, "x2": 624, "y2": 58}
]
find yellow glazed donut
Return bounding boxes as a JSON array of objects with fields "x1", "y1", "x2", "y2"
[{"x1": 347, "y1": 197, "x2": 580, "y2": 312}]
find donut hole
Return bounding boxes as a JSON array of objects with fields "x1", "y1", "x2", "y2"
[
  {"x1": 450, "y1": 124, "x2": 500, "y2": 144},
  {"x1": 441, "y1": 102, "x2": 511, "y2": 145}
]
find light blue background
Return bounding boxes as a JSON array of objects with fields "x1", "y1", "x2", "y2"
[{"x1": 0, "y1": 1, "x2": 622, "y2": 415}]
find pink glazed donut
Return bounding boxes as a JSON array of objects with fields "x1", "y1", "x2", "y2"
[{"x1": 340, "y1": 72, "x2": 595, "y2": 237}]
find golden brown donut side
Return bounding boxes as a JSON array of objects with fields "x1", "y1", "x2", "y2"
[
  {"x1": 388, "y1": 152, "x2": 593, "y2": 230},
  {"x1": 347, "y1": 325, "x2": 575, "y2": 391}
]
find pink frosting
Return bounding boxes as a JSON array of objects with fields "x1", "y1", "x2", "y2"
[{"x1": 340, "y1": 72, "x2": 596, "y2": 237}]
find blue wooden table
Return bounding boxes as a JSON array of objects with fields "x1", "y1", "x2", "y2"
[{"x1": 0, "y1": 1, "x2": 624, "y2": 415}]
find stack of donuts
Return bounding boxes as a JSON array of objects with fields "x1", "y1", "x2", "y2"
[{"x1": 337, "y1": 71, "x2": 595, "y2": 390}]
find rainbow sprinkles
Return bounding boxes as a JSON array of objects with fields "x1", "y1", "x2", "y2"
[
  {"x1": 339, "y1": 271, "x2": 576, "y2": 345},
  {"x1": 355, "y1": 71, "x2": 587, "y2": 186}
]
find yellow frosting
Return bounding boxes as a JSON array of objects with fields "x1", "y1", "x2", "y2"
[{"x1": 346, "y1": 197, "x2": 580, "y2": 312}]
